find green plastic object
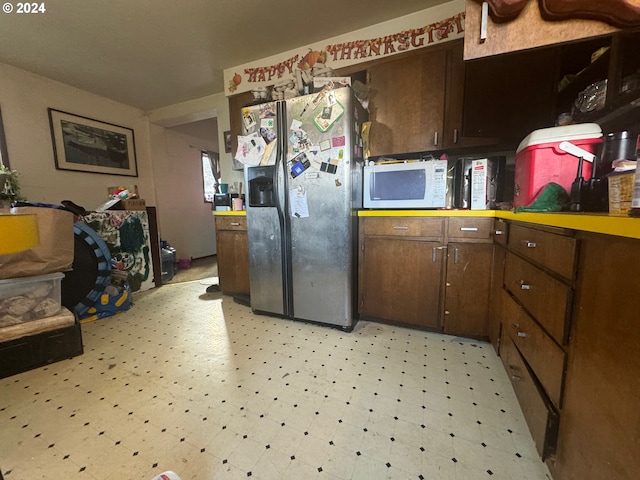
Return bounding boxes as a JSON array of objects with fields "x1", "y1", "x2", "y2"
[{"x1": 514, "y1": 182, "x2": 569, "y2": 213}]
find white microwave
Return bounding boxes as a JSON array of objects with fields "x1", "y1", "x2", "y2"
[{"x1": 363, "y1": 160, "x2": 448, "y2": 209}]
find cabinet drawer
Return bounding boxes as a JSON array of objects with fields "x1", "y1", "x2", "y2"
[
  {"x1": 500, "y1": 334, "x2": 559, "y2": 460},
  {"x1": 493, "y1": 218, "x2": 509, "y2": 246},
  {"x1": 447, "y1": 217, "x2": 492, "y2": 241},
  {"x1": 215, "y1": 216, "x2": 247, "y2": 231},
  {"x1": 504, "y1": 252, "x2": 571, "y2": 345},
  {"x1": 508, "y1": 224, "x2": 577, "y2": 280},
  {"x1": 362, "y1": 217, "x2": 444, "y2": 238},
  {"x1": 503, "y1": 291, "x2": 565, "y2": 408}
]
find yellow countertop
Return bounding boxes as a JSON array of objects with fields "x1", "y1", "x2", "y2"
[
  {"x1": 213, "y1": 210, "x2": 246, "y2": 216},
  {"x1": 358, "y1": 209, "x2": 640, "y2": 240},
  {"x1": 214, "y1": 209, "x2": 639, "y2": 240}
]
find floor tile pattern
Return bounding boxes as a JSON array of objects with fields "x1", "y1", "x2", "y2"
[{"x1": 1, "y1": 281, "x2": 552, "y2": 479}]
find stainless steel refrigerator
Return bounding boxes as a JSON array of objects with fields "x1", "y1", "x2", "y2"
[{"x1": 243, "y1": 86, "x2": 367, "y2": 330}]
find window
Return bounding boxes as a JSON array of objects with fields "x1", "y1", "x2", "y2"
[{"x1": 202, "y1": 150, "x2": 220, "y2": 203}]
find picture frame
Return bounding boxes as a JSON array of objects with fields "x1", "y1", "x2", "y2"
[
  {"x1": 224, "y1": 130, "x2": 232, "y2": 154},
  {"x1": 0, "y1": 106, "x2": 10, "y2": 169},
  {"x1": 48, "y1": 108, "x2": 138, "y2": 176}
]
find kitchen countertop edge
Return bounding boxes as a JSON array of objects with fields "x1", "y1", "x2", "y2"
[
  {"x1": 358, "y1": 209, "x2": 640, "y2": 240},
  {"x1": 213, "y1": 211, "x2": 246, "y2": 216}
]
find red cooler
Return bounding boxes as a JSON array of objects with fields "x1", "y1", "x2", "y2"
[{"x1": 514, "y1": 124, "x2": 603, "y2": 208}]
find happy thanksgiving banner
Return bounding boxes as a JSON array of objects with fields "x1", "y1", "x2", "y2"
[{"x1": 223, "y1": 0, "x2": 465, "y2": 96}]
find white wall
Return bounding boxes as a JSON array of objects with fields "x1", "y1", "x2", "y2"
[
  {"x1": 147, "y1": 92, "x2": 244, "y2": 190},
  {"x1": 148, "y1": 124, "x2": 217, "y2": 260},
  {"x1": 0, "y1": 62, "x2": 156, "y2": 208},
  {"x1": 0, "y1": 61, "x2": 223, "y2": 261}
]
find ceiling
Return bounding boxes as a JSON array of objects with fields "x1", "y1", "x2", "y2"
[{"x1": 0, "y1": 0, "x2": 448, "y2": 112}]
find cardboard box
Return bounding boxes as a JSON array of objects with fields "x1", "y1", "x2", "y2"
[
  {"x1": 0, "y1": 207, "x2": 74, "y2": 280},
  {"x1": 470, "y1": 159, "x2": 488, "y2": 210},
  {"x1": 514, "y1": 124, "x2": 602, "y2": 208},
  {"x1": 608, "y1": 170, "x2": 635, "y2": 216},
  {"x1": 109, "y1": 198, "x2": 146, "y2": 210}
]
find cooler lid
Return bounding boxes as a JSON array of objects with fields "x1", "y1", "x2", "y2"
[{"x1": 516, "y1": 123, "x2": 603, "y2": 154}]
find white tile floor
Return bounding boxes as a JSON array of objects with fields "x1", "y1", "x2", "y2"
[{"x1": 0, "y1": 280, "x2": 552, "y2": 480}]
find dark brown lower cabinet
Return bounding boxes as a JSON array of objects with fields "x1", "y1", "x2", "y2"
[
  {"x1": 359, "y1": 236, "x2": 443, "y2": 329},
  {"x1": 488, "y1": 243, "x2": 507, "y2": 353},
  {"x1": 550, "y1": 233, "x2": 640, "y2": 480},
  {"x1": 214, "y1": 216, "x2": 250, "y2": 296},
  {"x1": 443, "y1": 243, "x2": 493, "y2": 337},
  {"x1": 500, "y1": 329, "x2": 559, "y2": 460}
]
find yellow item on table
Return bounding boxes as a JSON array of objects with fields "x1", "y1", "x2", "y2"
[{"x1": 0, "y1": 213, "x2": 40, "y2": 255}]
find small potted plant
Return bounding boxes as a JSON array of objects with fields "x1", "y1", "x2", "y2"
[{"x1": 0, "y1": 164, "x2": 25, "y2": 207}]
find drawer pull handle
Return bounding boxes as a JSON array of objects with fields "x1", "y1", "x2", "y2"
[
  {"x1": 495, "y1": 230, "x2": 504, "y2": 235},
  {"x1": 230, "y1": 222, "x2": 240, "y2": 226},
  {"x1": 507, "y1": 364, "x2": 521, "y2": 381},
  {"x1": 517, "y1": 279, "x2": 531, "y2": 290},
  {"x1": 511, "y1": 323, "x2": 527, "y2": 338},
  {"x1": 524, "y1": 241, "x2": 537, "y2": 248},
  {"x1": 432, "y1": 245, "x2": 446, "y2": 262},
  {"x1": 460, "y1": 227, "x2": 478, "y2": 232},
  {"x1": 392, "y1": 226, "x2": 408, "y2": 230}
]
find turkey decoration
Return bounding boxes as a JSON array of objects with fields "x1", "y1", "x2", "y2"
[
  {"x1": 298, "y1": 49, "x2": 328, "y2": 71},
  {"x1": 228, "y1": 72, "x2": 242, "y2": 93}
]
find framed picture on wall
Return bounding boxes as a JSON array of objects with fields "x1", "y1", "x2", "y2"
[
  {"x1": 0, "y1": 106, "x2": 10, "y2": 169},
  {"x1": 48, "y1": 108, "x2": 138, "y2": 176}
]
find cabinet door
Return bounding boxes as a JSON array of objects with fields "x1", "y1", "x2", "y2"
[
  {"x1": 367, "y1": 47, "x2": 447, "y2": 156},
  {"x1": 488, "y1": 244, "x2": 506, "y2": 352},
  {"x1": 463, "y1": 47, "x2": 557, "y2": 143},
  {"x1": 463, "y1": 0, "x2": 617, "y2": 61},
  {"x1": 443, "y1": 40, "x2": 498, "y2": 149},
  {"x1": 443, "y1": 243, "x2": 493, "y2": 337},
  {"x1": 554, "y1": 233, "x2": 640, "y2": 480},
  {"x1": 228, "y1": 91, "x2": 255, "y2": 156},
  {"x1": 216, "y1": 229, "x2": 250, "y2": 295},
  {"x1": 360, "y1": 236, "x2": 443, "y2": 329}
]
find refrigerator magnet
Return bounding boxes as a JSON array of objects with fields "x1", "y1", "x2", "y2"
[
  {"x1": 289, "y1": 152, "x2": 310, "y2": 178},
  {"x1": 289, "y1": 187, "x2": 309, "y2": 218},
  {"x1": 326, "y1": 90, "x2": 337, "y2": 106},
  {"x1": 332, "y1": 136, "x2": 345, "y2": 147},
  {"x1": 320, "y1": 162, "x2": 337, "y2": 174},
  {"x1": 290, "y1": 118, "x2": 303, "y2": 131},
  {"x1": 260, "y1": 117, "x2": 275, "y2": 129},
  {"x1": 313, "y1": 101, "x2": 344, "y2": 132},
  {"x1": 242, "y1": 109, "x2": 256, "y2": 130},
  {"x1": 319, "y1": 139, "x2": 331, "y2": 151},
  {"x1": 321, "y1": 106, "x2": 333, "y2": 119},
  {"x1": 291, "y1": 161, "x2": 305, "y2": 177}
]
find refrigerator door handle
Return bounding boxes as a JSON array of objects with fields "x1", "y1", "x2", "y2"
[{"x1": 275, "y1": 100, "x2": 294, "y2": 317}]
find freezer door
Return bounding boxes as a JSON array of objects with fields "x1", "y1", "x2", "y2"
[
  {"x1": 284, "y1": 88, "x2": 361, "y2": 328},
  {"x1": 245, "y1": 164, "x2": 286, "y2": 316},
  {"x1": 243, "y1": 101, "x2": 286, "y2": 316}
]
